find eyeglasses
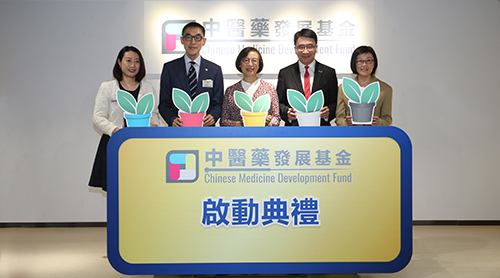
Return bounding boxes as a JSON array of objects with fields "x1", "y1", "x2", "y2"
[
  {"x1": 356, "y1": 59, "x2": 374, "y2": 65},
  {"x1": 183, "y1": 34, "x2": 204, "y2": 42},
  {"x1": 296, "y1": 44, "x2": 316, "y2": 52},
  {"x1": 242, "y1": 58, "x2": 259, "y2": 64}
]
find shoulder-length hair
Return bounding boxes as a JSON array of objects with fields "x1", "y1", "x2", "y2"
[{"x1": 350, "y1": 45, "x2": 378, "y2": 75}]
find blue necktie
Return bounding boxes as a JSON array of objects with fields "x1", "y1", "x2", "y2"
[{"x1": 187, "y1": 61, "x2": 197, "y2": 96}]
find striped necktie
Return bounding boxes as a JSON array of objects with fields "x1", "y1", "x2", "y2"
[{"x1": 188, "y1": 61, "x2": 197, "y2": 96}]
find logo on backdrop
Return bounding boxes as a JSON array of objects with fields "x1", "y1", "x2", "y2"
[
  {"x1": 166, "y1": 150, "x2": 199, "y2": 183},
  {"x1": 162, "y1": 19, "x2": 195, "y2": 54},
  {"x1": 148, "y1": 1, "x2": 375, "y2": 76},
  {"x1": 161, "y1": 18, "x2": 357, "y2": 55}
]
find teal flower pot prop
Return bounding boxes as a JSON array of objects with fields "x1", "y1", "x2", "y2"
[
  {"x1": 123, "y1": 113, "x2": 151, "y2": 127},
  {"x1": 172, "y1": 88, "x2": 210, "y2": 126},
  {"x1": 286, "y1": 89, "x2": 324, "y2": 126},
  {"x1": 116, "y1": 90, "x2": 154, "y2": 127},
  {"x1": 341, "y1": 77, "x2": 380, "y2": 125},
  {"x1": 234, "y1": 91, "x2": 270, "y2": 126}
]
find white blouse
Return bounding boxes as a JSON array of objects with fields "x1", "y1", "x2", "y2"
[{"x1": 240, "y1": 78, "x2": 261, "y2": 99}]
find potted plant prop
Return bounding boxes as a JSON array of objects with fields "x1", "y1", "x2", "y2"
[
  {"x1": 287, "y1": 89, "x2": 324, "y2": 126},
  {"x1": 116, "y1": 90, "x2": 154, "y2": 127},
  {"x1": 234, "y1": 91, "x2": 270, "y2": 126},
  {"x1": 172, "y1": 88, "x2": 210, "y2": 127},
  {"x1": 341, "y1": 77, "x2": 380, "y2": 125}
]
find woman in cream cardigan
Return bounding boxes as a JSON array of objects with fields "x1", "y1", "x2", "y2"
[
  {"x1": 89, "y1": 46, "x2": 159, "y2": 191},
  {"x1": 335, "y1": 46, "x2": 392, "y2": 126}
]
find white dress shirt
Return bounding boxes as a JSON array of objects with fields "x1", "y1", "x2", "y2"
[{"x1": 183, "y1": 55, "x2": 201, "y2": 79}]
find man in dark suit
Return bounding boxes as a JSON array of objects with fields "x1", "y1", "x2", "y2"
[
  {"x1": 159, "y1": 22, "x2": 224, "y2": 126},
  {"x1": 277, "y1": 29, "x2": 338, "y2": 126}
]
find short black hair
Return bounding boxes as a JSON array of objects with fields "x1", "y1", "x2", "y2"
[
  {"x1": 350, "y1": 45, "x2": 378, "y2": 75},
  {"x1": 294, "y1": 28, "x2": 318, "y2": 46},
  {"x1": 235, "y1": 47, "x2": 264, "y2": 74},
  {"x1": 113, "y1": 46, "x2": 146, "y2": 82},
  {"x1": 182, "y1": 22, "x2": 206, "y2": 37}
]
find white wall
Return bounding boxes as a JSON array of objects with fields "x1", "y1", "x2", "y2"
[
  {"x1": 1, "y1": 0, "x2": 499, "y2": 222},
  {"x1": 375, "y1": 0, "x2": 500, "y2": 220}
]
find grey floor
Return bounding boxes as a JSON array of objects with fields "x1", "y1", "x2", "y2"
[{"x1": 0, "y1": 226, "x2": 499, "y2": 278}]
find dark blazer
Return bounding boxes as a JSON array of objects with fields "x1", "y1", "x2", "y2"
[
  {"x1": 159, "y1": 56, "x2": 224, "y2": 126},
  {"x1": 277, "y1": 61, "x2": 338, "y2": 126}
]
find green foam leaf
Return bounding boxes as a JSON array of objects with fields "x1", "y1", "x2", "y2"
[
  {"x1": 306, "y1": 90, "x2": 324, "y2": 112},
  {"x1": 287, "y1": 89, "x2": 307, "y2": 112},
  {"x1": 342, "y1": 77, "x2": 361, "y2": 103},
  {"x1": 136, "y1": 93, "x2": 154, "y2": 114},
  {"x1": 234, "y1": 91, "x2": 253, "y2": 112},
  {"x1": 117, "y1": 90, "x2": 137, "y2": 114},
  {"x1": 191, "y1": 92, "x2": 210, "y2": 113},
  {"x1": 172, "y1": 88, "x2": 192, "y2": 113},
  {"x1": 253, "y1": 94, "x2": 270, "y2": 113},
  {"x1": 360, "y1": 82, "x2": 380, "y2": 104}
]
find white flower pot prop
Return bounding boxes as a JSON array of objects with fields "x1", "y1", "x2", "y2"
[
  {"x1": 286, "y1": 89, "x2": 324, "y2": 126},
  {"x1": 296, "y1": 111, "x2": 321, "y2": 126}
]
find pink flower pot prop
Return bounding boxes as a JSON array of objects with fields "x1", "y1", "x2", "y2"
[{"x1": 179, "y1": 112, "x2": 205, "y2": 127}]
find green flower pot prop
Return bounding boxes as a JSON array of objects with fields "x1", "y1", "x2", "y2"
[
  {"x1": 287, "y1": 89, "x2": 324, "y2": 126},
  {"x1": 234, "y1": 91, "x2": 270, "y2": 126},
  {"x1": 342, "y1": 77, "x2": 380, "y2": 125},
  {"x1": 172, "y1": 88, "x2": 209, "y2": 127},
  {"x1": 116, "y1": 90, "x2": 154, "y2": 127}
]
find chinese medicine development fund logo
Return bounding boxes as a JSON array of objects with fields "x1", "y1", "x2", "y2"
[
  {"x1": 162, "y1": 19, "x2": 194, "y2": 54},
  {"x1": 166, "y1": 150, "x2": 199, "y2": 183}
]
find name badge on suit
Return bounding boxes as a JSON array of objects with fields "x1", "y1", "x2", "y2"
[{"x1": 203, "y1": 79, "x2": 213, "y2": 88}]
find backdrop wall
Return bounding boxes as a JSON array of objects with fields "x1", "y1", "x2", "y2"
[{"x1": 1, "y1": 0, "x2": 499, "y2": 222}]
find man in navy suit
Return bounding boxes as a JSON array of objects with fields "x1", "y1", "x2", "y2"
[
  {"x1": 159, "y1": 22, "x2": 224, "y2": 126},
  {"x1": 277, "y1": 29, "x2": 338, "y2": 126}
]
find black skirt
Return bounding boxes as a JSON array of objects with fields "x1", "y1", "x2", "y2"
[{"x1": 88, "y1": 134, "x2": 110, "y2": 191}]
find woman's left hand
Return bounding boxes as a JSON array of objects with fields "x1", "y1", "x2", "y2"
[
  {"x1": 346, "y1": 116, "x2": 353, "y2": 126},
  {"x1": 371, "y1": 116, "x2": 379, "y2": 126}
]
